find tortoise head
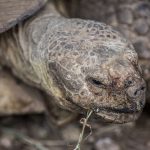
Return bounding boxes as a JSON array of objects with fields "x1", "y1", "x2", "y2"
[{"x1": 39, "y1": 18, "x2": 146, "y2": 123}]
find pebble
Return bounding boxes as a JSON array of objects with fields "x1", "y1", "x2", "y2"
[
  {"x1": 134, "y1": 19, "x2": 149, "y2": 35},
  {"x1": 117, "y1": 8, "x2": 133, "y2": 24},
  {"x1": 61, "y1": 124, "x2": 80, "y2": 142},
  {"x1": 107, "y1": 14, "x2": 118, "y2": 26},
  {"x1": 0, "y1": 135, "x2": 13, "y2": 149},
  {"x1": 95, "y1": 137, "x2": 120, "y2": 150},
  {"x1": 133, "y1": 41, "x2": 150, "y2": 59},
  {"x1": 136, "y1": 2, "x2": 150, "y2": 17}
]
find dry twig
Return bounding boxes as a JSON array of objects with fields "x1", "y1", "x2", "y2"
[{"x1": 74, "y1": 110, "x2": 93, "y2": 150}]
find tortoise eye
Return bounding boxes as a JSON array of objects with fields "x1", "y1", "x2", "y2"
[
  {"x1": 91, "y1": 79, "x2": 103, "y2": 86},
  {"x1": 86, "y1": 77, "x2": 105, "y2": 88}
]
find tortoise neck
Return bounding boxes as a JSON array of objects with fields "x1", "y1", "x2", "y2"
[
  {"x1": 0, "y1": 29, "x2": 17, "y2": 66},
  {"x1": 0, "y1": 1, "x2": 66, "y2": 91}
]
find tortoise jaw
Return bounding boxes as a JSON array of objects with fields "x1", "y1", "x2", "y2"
[{"x1": 95, "y1": 107, "x2": 142, "y2": 124}]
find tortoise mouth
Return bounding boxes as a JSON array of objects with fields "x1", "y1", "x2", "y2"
[
  {"x1": 95, "y1": 106, "x2": 142, "y2": 124},
  {"x1": 95, "y1": 106, "x2": 141, "y2": 114}
]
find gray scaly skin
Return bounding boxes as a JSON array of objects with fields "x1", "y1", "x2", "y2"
[
  {"x1": 70, "y1": 0, "x2": 150, "y2": 102},
  {"x1": 0, "y1": 1, "x2": 146, "y2": 123}
]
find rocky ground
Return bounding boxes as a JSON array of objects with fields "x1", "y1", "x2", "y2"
[{"x1": 0, "y1": 106, "x2": 150, "y2": 150}]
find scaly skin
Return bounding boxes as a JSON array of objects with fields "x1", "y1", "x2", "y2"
[
  {"x1": 70, "y1": 0, "x2": 150, "y2": 102},
  {"x1": 0, "y1": 1, "x2": 146, "y2": 123}
]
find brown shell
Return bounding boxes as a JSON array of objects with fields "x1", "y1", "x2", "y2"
[{"x1": 0, "y1": 0, "x2": 47, "y2": 33}]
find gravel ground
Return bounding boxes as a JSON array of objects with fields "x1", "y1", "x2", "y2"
[{"x1": 0, "y1": 106, "x2": 150, "y2": 150}]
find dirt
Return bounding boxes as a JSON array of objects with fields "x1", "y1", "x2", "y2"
[{"x1": 0, "y1": 105, "x2": 150, "y2": 150}]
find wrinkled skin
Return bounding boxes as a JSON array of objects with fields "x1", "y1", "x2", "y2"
[
  {"x1": 69, "y1": 0, "x2": 150, "y2": 102},
  {"x1": 28, "y1": 17, "x2": 146, "y2": 123},
  {"x1": 0, "y1": 1, "x2": 146, "y2": 123}
]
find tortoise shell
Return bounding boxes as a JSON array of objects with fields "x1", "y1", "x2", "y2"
[{"x1": 0, "y1": 0, "x2": 47, "y2": 33}]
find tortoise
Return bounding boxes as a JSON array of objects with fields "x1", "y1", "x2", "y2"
[
  {"x1": 70, "y1": 0, "x2": 150, "y2": 102},
  {"x1": 0, "y1": 0, "x2": 146, "y2": 124}
]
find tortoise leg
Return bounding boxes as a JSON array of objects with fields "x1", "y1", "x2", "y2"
[{"x1": 0, "y1": 68, "x2": 45, "y2": 115}]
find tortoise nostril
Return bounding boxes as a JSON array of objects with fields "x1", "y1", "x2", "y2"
[
  {"x1": 124, "y1": 79, "x2": 134, "y2": 88},
  {"x1": 127, "y1": 84, "x2": 146, "y2": 98},
  {"x1": 140, "y1": 86, "x2": 145, "y2": 91},
  {"x1": 134, "y1": 91, "x2": 137, "y2": 96},
  {"x1": 140, "y1": 100, "x2": 145, "y2": 108},
  {"x1": 134, "y1": 86, "x2": 145, "y2": 97}
]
